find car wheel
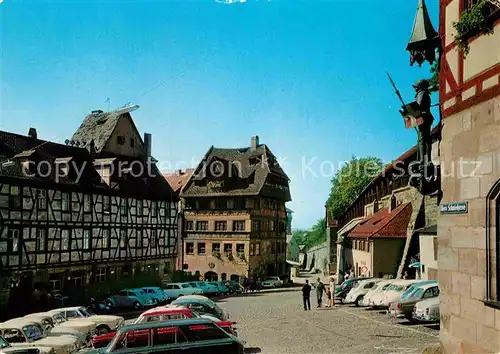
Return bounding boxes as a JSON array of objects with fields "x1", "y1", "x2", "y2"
[
  {"x1": 96, "y1": 325, "x2": 111, "y2": 335},
  {"x1": 106, "y1": 300, "x2": 114, "y2": 309},
  {"x1": 152, "y1": 298, "x2": 159, "y2": 305},
  {"x1": 133, "y1": 301, "x2": 142, "y2": 310},
  {"x1": 354, "y1": 296, "x2": 363, "y2": 307}
]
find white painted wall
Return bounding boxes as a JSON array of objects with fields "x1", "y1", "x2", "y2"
[{"x1": 419, "y1": 234, "x2": 438, "y2": 280}]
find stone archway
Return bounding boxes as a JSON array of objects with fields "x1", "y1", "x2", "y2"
[
  {"x1": 221, "y1": 273, "x2": 227, "y2": 281},
  {"x1": 204, "y1": 271, "x2": 218, "y2": 281},
  {"x1": 230, "y1": 274, "x2": 240, "y2": 282}
]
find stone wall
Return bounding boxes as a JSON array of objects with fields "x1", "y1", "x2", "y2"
[
  {"x1": 305, "y1": 241, "x2": 329, "y2": 274},
  {"x1": 439, "y1": 96, "x2": 500, "y2": 354}
]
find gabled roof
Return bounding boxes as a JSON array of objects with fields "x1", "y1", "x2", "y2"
[
  {"x1": 348, "y1": 202, "x2": 412, "y2": 239},
  {"x1": 181, "y1": 141, "x2": 291, "y2": 201},
  {"x1": 164, "y1": 169, "x2": 195, "y2": 194}
]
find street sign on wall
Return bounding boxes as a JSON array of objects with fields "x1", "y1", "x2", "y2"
[{"x1": 440, "y1": 202, "x2": 468, "y2": 214}]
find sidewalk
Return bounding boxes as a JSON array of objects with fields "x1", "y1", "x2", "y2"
[{"x1": 291, "y1": 271, "x2": 332, "y2": 285}]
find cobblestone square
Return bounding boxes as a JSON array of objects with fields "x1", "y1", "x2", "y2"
[{"x1": 217, "y1": 288, "x2": 439, "y2": 354}]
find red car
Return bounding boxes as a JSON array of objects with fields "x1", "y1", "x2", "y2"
[{"x1": 91, "y1": 305, "x2": 236, "y2": 348}]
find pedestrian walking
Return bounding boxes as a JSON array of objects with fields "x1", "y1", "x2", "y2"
[
  {"x1": 315, "y1": 277, "x2": 326, "y2": 308},
  {"x1": 402, "y1": 271, "x2": 409, "y2": 280},
  {"x1": 301, "y1": 280, "x2": 312, "y2": 311}
]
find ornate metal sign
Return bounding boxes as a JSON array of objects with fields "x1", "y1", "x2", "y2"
[{"x1": 208, "y1": 262, "x2": 215, "y2": 269}]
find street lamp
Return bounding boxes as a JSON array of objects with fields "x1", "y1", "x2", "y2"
[{"x1": 406, "y1": 0, "x2": 440, "y2": 66}]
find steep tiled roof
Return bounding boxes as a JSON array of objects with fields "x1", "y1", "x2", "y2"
[
  {"x1": 348, "y1": 202, "x2": 412, "y2": 239},
  {"x1": 164, "y1": 169, "x2": 195, "y2": 194},
  {"x1": 70, "y1": 110, "x2": 122, "y2": 153},
  {"x1": 181, "y1": 142, "x2": 291, "y2": 201},
  {"x1": 0, "y1": 129, "x2": 173, "y2": 200}
]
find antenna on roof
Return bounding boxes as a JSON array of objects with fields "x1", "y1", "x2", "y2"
[
  {"x1": 114, "y1": 104, "x2": 139, "y2": 116},
  {"x1": 105, "y1": 98, "x2": 110, "y2": 112}
]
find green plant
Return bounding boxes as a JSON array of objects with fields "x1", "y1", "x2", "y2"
[
  {"x1": 226, "y1": 253, "x2": 234, "y2": 262},
  {"x1": 238, "y1": 253, "x2": 246, "y2": 262},
  {"x1": 213, "y1": 251, "x2": 221, "y2": 259},
  {"x1": 453, "y1": 0, "x2": 494, "y2": 56}
]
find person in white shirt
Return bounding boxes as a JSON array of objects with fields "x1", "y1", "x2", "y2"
[{"x1": 328, "y1": 275, "x2": 337, "y2": 307}]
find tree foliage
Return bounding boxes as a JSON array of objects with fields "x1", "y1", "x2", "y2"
[
  {"x1": 326, "y1": 156, "x2": 384, "y2": 220},
  {"x1": 429, "y1": 60, "x2": 439, "y2": 93},
  {"x1": 291, "y1": 217, "x2": 327, "y2": 249}
]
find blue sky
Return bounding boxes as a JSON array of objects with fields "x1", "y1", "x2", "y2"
[{"x1": 0, "y1": 0, "x2": 439, "y2": 229}]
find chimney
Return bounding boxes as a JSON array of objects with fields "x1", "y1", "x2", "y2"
[
  {"x1": 144, "y1": 133, "x2": 152, "y2": 157},
  {"x1": 28, "y1": 128, "x2": 37, "y2": 140},
  {"x1": 390, "y1": 194, "x2": 397, "y2": 212},
  {"x1": 177, "y1": 169, "x2": 182, "y2": 175},
  {"x1": 251, "y1": 135, "x2": 259, "y2": 151},
  {"x1": 373, "y1": 199, "x2": 379, "y2": 213}
]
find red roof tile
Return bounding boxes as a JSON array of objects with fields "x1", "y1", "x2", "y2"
[
  {"x1": 163, "y1": 169, "x2": 195, "y2": 193},
  {"x1": 348, "y1": 202, "x2": 412, "y2": 239}
]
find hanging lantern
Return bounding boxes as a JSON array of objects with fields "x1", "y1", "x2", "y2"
[{"x1": 406, "y1": 0, "x2": 440, "y2": 66}]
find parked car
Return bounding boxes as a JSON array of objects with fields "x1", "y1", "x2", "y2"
[
  {"x1": 140, "y1": 287, "x2": 170, "y2": 304},
  {"x1": 0, "y1": 334, "x2": 55, "y2": 354},
  {"x1": 361, "y1": 280, "x2": 394, "y2": 307},
  {"x1": 372, "y1": 280, "x2": 418, "y2": 308},
  {"x1": 90, "y1": 305, "x2": 237, "y2": 349},
  {"x1": 224, "y1": 281, "x2": 244, "y2": 294},
  {"x1": 335, "y1": 277, "x2": 371, "y2": 302},
  {"x1": 24, "y1": 313, "x2": 95, "y2": 341},
  {"x1": 188, "y1": 282, "x2": 219, "y2": 296},
  {"x1": 106, "y1": 289, "x2": 155, "y2": 310},
  {"x1": 397, "y1": 280, "x2": 437, "y2": 301},
  {"x1": 163, "y1": 283, "x2": 204, "y2": 300},
  {"x1": 20, "y1": 315, "x2": 87, "y2": 346},
  {"x1": 412, "y1": 296, "x2": 440, "y2": 323},
  {"x1": 0, "y1": 319, "x2": 82, "y2": 354},
  {"x1": 45, "y1": 307, "x2": 124, "y2": 335},
  {"x1": 207, "y1": 282, "x2": 231, "y2": 295},
  {"x1": 389, "y1": 283, "x2": 440, "y2": 320},
  {"x1": 84, "y1": 319, "x2": 245, "y2": 354},
  {"x1": 261, "y1": 277, "x2": 283, "y2": 288},
  {"x1": 171, "y1": 296, "x2": 229, "y2": 321},
  {"x1": 344, "y1": 278, "x2": 382, "y2": 306}
]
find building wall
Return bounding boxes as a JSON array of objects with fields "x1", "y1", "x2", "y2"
[
  {"x1": 419, "y1": 235, "x2": 438, "y2": 281},
  {"x1": 372, "y1": 238, "x2": 406, "y2": 278},
  {"x1": 102, "y1": 115, "x2": 145, "y2": 157},
  {"x1": 305, "y1": 242, "x2": 329, "y2": 273}
]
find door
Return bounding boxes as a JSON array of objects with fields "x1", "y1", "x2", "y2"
[{"x1": 115, "y1": 290, "x2": 128, "y2": 306}]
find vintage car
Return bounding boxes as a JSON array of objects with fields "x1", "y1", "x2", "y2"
[
  {"x1": 370, "y1": 280, "x2": 418, "y2": 308},
  {"x1": 224, "y1": 281, "x2": 244, "y2": 294},
  {"x1": 19, "y1": 316, "x2": 87, "y2": 346},
  {"x1": 389, "y1": 283, "x2": 440, "y2": 320},
  {"x1": 45, "y1": 307, "x2": 124, "y2": 335},
  {"x1": 24, "y1": 313, "x2": 94, "y2": 341},
  {"x1": 163, "y1": 283, "x2": 203, "y2": 300},
  {"x1": 106, "y1": 289, "x2": 155, "y2": 310},
  {"x1": 207, "y1": 282, "x2": 231, "y2": 295},
  {"x1": 171, "y1": 297, "x2": 229, "y2": 321},
  {"x1": 90, "y1": 305, "x2": 237, "y2": 348},
  {"x1": 344, "y1": 278, "x2": 382, "y2": 306},
  {"x1": 188, "y1": 282, "x2": 219, "y2": 296},
  {"x1": 412, "y1": 296, "x2": 440, "y2": 323},
  {"x1": 334, "y1": 277, "x2": 371, "y2": 302},
  {"x1": 261, "y1": 277, "x2": 283, "y2": 289},
  {"x1": 140, "y1": 287, "x2": 170, "y2": 304},
  {"x1": 84, "y1": 319, "x2": 245, "y2": 354},
  {"x1": 0, "y1": 319, "x2": 82, "y2": 354},
  {"x1": 360, "y1": 280, "x2": 394, "y2": 307},
  {"x1": 0, "y1": 334, "x2": 55, "y2": 354}
]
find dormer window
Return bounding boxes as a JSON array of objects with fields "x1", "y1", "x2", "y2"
[
  {"x1": 55, "y1": 157, "x2": 73, "y2": 181},
  {"x1": 94, "y1": 158, "x2": 116, "y2": 186},
  {"x1": 117, "y1": 136, "x2": 126, "y2": 145}
]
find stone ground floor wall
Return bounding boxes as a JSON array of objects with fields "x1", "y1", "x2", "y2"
[
  {"x1": 305, "y1": 242, "x2": 330, "y2": 274},
  {"x1": 439, "y1": 97, "x2": 500, "y2": 354}
]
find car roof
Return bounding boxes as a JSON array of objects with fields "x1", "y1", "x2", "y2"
[
  {"x1": 0, "y1": 318, "x2": 39, "y2": 328},
  {"x1": 414, "y1": 283, "x2": 439, "y2": 291},
  {"x1": 142, "y1": 305, "x2": 189, "y2": 316},
  {"x1": 46, "y1": 307, "x2": 82, "y2": 313},
  {"x1": 172, "y1": 297, "x2": 211, "y2": 305},
  {"x1": 118, "y1": 318, "x2": 214, "y2": 332},
  {"x1": 141, "y1": 286, "x2": 161, "y2": 289}
]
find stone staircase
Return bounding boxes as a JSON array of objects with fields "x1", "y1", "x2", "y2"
[{"x1": 396, "y1": 194, "x2": 425, "y2": 279}]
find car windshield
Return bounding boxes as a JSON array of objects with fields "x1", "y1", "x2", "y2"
[
  {"x1": 0, "y1": 336, "x2": 10, "y2": 349},
  {"x1": 182, "y1": 284, "x2": 190, "y2": 288},
  {"x1": 189, "y1": 283, "x2": 198, "y2": 287},
  {"x1": 139, "y1": 290, "x2": 147, "y2": 295},
  {"x1": 79, "y1": 307, "x2": 94, "y2": 317},
  {"x1": 409, "y1": 288, "x2": 425, "y2": 299},
  {"x1": 23, "y1": 325, "x2": 45, "y2": 341},
  {"x1": 400, "y1": 286, "x2": 417, "y2": 299}
]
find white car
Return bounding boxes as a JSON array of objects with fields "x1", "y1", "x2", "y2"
[
  {"x1": 163, "y1": 283, "x2": 204, "y2": 299},
  {"x1": 374, "y1": 280, "x2": 418, "y2": 308},
  {"x1": 261, "y1": 277, "x2": 283, "y2": 288},
  {"x1": 344, "y1": 278, "x2": 382, "y2": 306},
  {"x1": 45, "y1": 307, "x2": 124, "y2": 335},
  {"x1": 24, "y1": 313, "x2": 95, "y2": 340},
  {"x1": 19, "y1": 315, "x2": 87, "y2": 347},
  {"x1": 0, "y1": 334, "x2": 55, "y2": 354},
  {"x1": 412, "y1": 296, "x2": 440, "y2": 323},
  {"x1": 0, "y1": 319, "x2": 81, "y2": 354},
  {"x1": 361, "y1": 280, "x2": 394, "y2": 307}
]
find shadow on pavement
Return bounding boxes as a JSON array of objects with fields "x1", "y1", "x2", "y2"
[{"x1": 244, "y1": 347, "x2": 262, "y2": 354}]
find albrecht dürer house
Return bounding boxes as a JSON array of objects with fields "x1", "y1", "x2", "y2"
[
  {"x1": 0, "y1": 107, "x2": 178, "y2": 312},
  {"x1": 438, "y1": 0, "x2": 500, "y2": 352},
  {"x1": 179, "y1": 136, "x2": 291, "y2": 282}
]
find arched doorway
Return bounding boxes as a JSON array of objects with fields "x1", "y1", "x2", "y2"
[
  {"x1": 230, "y1": 274, "x2": 239, "y2": 282},
  {"x1": 204, "y1": 271, "x2": 218, "y2": 281},
  {"x1": 221, "y1": 273, "x2": 227, "y2": 281}
]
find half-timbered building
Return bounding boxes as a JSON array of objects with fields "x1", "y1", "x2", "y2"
[
  {"x1": 0, "y1": 108, "x2": 178, "y2": 311},
  {"x1": 180, "y1": 136, "x2": 291, "y2": 281},
  {"x1": 438, "y1": 0, "x2": 500, "y2": 352},
  {"x1": 334, "y1": 127, "x2": 441, "y2": 282}
]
